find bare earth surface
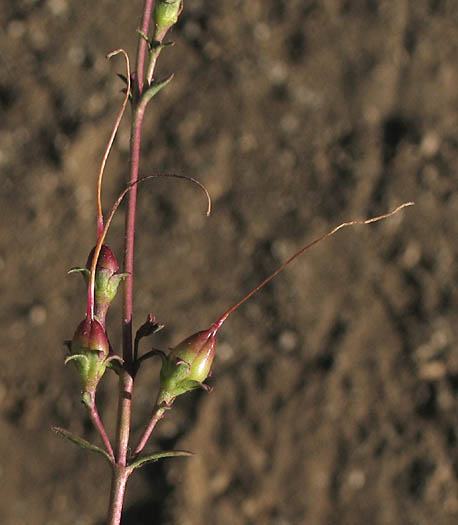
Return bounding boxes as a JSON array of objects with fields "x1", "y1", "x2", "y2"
[{"x1": 1, "y1": 1, "x2": 457, "y2": 524}]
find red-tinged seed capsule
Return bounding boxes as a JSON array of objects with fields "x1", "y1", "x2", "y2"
[
  {"x1": 158, "y1": 328, "x2": 216, "y2": 405},
  {"x1": 66, "y1": 318, "x2": 111, "y2": 395},
  {"x1": 171, "y1": 330, "x2": 216, "y2": 383},
  {"x1": 86, "y1": 244, "x2": 119, "y2": 276},
  {"x1": 71, "y1": 318, "x2": 110, "y2": 357},
  {"x1": 155, "y1": 203, "x2": 414, "y2": 406},
  {"x1": 84, "y1": 245, "x2": 127, "y2": 326}
]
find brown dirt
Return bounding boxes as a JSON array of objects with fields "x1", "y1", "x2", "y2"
[{"x1": 1, "y1": 1, "x2": 457, "y2": 524}]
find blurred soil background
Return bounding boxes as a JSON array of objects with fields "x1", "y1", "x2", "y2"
[{"x1": 0, "y1": 1, "x2": 457, "y2": 524}]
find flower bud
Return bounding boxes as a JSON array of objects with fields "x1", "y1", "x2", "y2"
[
  {"x1": 154, "y1": 0, "x2": 183, "y2": 41},
  {"x1": 66, "y1": 318, "x2": 116, "y2": 395},
  {"x1": 157, "y1": 328, "x2": 216, "y2": 405}
]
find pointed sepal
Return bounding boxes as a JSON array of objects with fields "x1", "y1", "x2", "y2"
[
  {"x1": 137, "y1": 29, "x2": 150, "y2": 43},
  {"x1": 117, "y1": 73, "x2": 129, "y2": 85},
  {"x1": 105, "y1": 354, "x2": 124, "y2": 375},
  {"x1": 68, "y1": 267, "x2": 90, "y2": 284},
  {"x1": 136, "y1": 314, "x2": 165, "y2": 341}
]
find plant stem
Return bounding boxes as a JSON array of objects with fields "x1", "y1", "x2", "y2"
[
  {"x1": 135, "y1": 0, "x2": 155, "y2": 98},
  {"x1": 108, "y1": 1, "x2": 155, "y2": 523},
  {"x1": 132, "y1": 404, "x2": 166, "y2": 456},
  {"x1": 87, "y1": 393, "x2": 114, "y2": 460},
  {"x1": 107, "y1": 465, "x2": 132, "y2": 525},
  {"x1": 122, "y1": 103, "x2": 146, "y2": 369},
  {"x1": 117, "y1": 7, "x2": 149, "y2": 458}
]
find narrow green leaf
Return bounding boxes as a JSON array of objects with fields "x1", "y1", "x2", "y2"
[
  {"x1": 141, "y1": 74, "x2": 174, "y2": 106},
  {"x1": 130, "y1": 449, "x2": 194, "y2": 470},
  {"x1": 117, "y1": 73, "x2": 128, "y2": 85},
  {"x1": 51, "y1": 426, "x2": 113, "y2": 464}
]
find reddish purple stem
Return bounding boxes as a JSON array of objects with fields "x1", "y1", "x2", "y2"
[
  {"x1": 107, "y1": 1, "x2": 155, "y2": 523},
  {"x1": 132, "y1": 405, "x2": 166, "y2": 457},
  {"x1": 107, "y1": 465, "x2": 132, "y2": 525},
  {"x1": 87, "y1": 392, "x2": 114, "y2": 460},
  {"x1": 135, "y1": 0, "x2": 155, "y2": 98}
]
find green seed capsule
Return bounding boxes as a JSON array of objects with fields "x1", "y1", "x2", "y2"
[{"x1": 154, "y1": 0, "x2": 183, "y2": 39}]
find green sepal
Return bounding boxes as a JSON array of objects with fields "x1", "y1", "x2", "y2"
[
  {"x1": 156, "y1": 372, "x2": 199, "y2": 406},
  {"x1": 65, "y1": 349, "x2": 108, "y2": 394},
  {"x1": 136, "y1": 315, "x2": 165, "y2": 343},
  {"x1": 92, "y1": 272, "x2": 129, "y2": 324},
  {"x1": 137, "y1": 29, "x2": 175, "y2": 49},
  {"x1": 179, "y1": 379, "x2": 204, "y2": 392},
  {"x1": 106, "y1": 354, "x2": 123, "y2": 365},
  {"x1": 68, "y1": 267, "x2": 90, "y2": 284},
  {"x1": 161, "y1": 379, "x2": 210, "y2": 402},
  {"x1": 105, "y1": 354, "x2": 124, "y2": 374},
  {"x1": 158, "y1": 359, "x2": 190, "y2": 400},
  {"x1": 150, "y1": 40, "x2": 175, "y2": 53},
  {"x1": 190, "y1": 380, "x2": 212, "y2": 393},
  {"x1": 141, "y1": 74, "x2": 174, "y2": 106},
  {"x1": 130, "y1": 449, "x2": 194, "y2": 470},
  {"x1": 114, "y1": 272, "x2": 130, "y2": 280},
  {"x1": 94, "y1": 271, "x2": 128, "y2": 303},
  {"x1": 51, "y1": 426, "x2": 113, "y2": 465},
  {"x1": 137, "y1": 29, "x2": 150, "y2": 43},
  {"x1": 64, "y1": 353, "x2": 89, "y2": 366}
]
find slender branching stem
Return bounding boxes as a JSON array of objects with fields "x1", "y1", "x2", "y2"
[
  {"x1": 107, "y1": 1, "x2": 155, "y2": 522},
  {"x1": 86, "y1": 392, "x2": 115, "y2": 460},
  {"x1": 132, "y1": 404, "x2": 167, "y2": 457},
  {"x1": 66, "y1": 0, "x2": 412, "y2": 519},
  {"x1": 135, "y1": 0, "x2": 155, "y2": 98},
  {"x1": 122, "y1": 105, "x2": 147, "y2": 368},
  {"x1": 107, "y1": 100, "x2": 144, "y2": 525},
  {"x1": 145, "y1": 46, "x2": 162, "y2": 86}
]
